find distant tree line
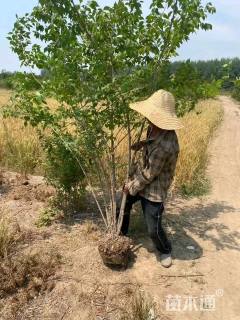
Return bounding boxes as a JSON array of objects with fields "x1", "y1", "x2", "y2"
[
  {"x1": 1, "y1": 57, "x2": 240, "y2": 91},
  {"x1": 170, "y1": 57, "x2": 240, "y2": 90},
  {"x1": 171, "y1": 58, "x2": 240, "y2": 80},
  {"x1": 0, "y1": 70, "x2": 15, "y2": 89},
  {"x1": 0, "y1": 70, "x2": 43, "y2": 90}
]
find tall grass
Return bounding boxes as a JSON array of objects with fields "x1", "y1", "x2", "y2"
[
  {"x1": 175, "y1": 99, "x2": 223, "y2": 195},
  {"x1": 0, "y1": 213, "x2": 16, "y2": 258},
  {"x1": 0, "y1": 118, "x2": 42, "y2": 175},
  {"x1": 0, "y1": 89, "x2": 223, "y2": 196},
  {"x1": 0, "y1": 89, "x2": 42, "y2": 175},
  {"x1": 120, "y1": 292, "x2": 157, "y2": 320},
  {"x1": 0, "y1": 89, "x2": 11, "y2": 106}
]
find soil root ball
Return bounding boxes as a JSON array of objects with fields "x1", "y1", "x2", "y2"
[{"x1": 98, "y1": 234, "x2": 132, "y2": 268}]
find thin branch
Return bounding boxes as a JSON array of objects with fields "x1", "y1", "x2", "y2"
[
  {"x1": 152, "y1": 0, "x2": 179, "y2": 90},
  {"x1": 116, "y1": 114, "x2": 131, "y2": 235},
  {"x1": 113, "y1": 126, "x2": 136, "y2": 151},
  {"x1": 115, "y1": 125, "x2": 126, "y2": 140},
  {"x1": 117, "y1": 120, "x2": 145, "y2": 234},
  {"x1": 92, "y1": 159, "x2": 110, "y2": 223},
  {"x1": 127, "y1": 114, "x2": 132, "y2": 172},
  {"x1": 159, "y1": 274, "x2": 204, "y2": 278},
  {"x1": 69, "y1": 0, "x2": 92, "y2": 39},
  {"x1": 160, "y1": 0, "x2": 179, "y2": 62},
  {"x1": 109, "y1": 130, "x2": 117, "y2": 234},
  {"x1": 131, "y1": 121, "x2": 146, "y2": 164},
  {"x1": 95, "y1": 157, "x2": 113, "y2": 227}
]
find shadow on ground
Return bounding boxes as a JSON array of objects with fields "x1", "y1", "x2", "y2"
[
  {"x1": 167, "y1": 199, "x2": 239, "y2": 251},
  {"x1": 58, "y1": 195, "x2": 239, "y2": 264},
  {"x1": 127, "y1": 199, "x2": 239, "y2": 262}
]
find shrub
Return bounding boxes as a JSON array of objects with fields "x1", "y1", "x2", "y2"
[
  {"x1": 0, "y1": 215, "x2": 13, "y2": 258},
  {"x1": 199, "y1": 79, "x2": 222, "y2": 99},
  {"x1": 0, "y1": 214, "x2": 20, "y2": 258},
  {"x1": 36, "y1": 207, "x2": 61, "y2": 227},
  {"x1": 222, "y1": 79, "x2": 234, "y2": 91},
  {"x1": 232, "y1": 79, "x2": 240, "y2": 101},
  {"x1": 0, "y1": 92, "x2": 85, "y2": 205},
  {"x1": 169, "y1": 62, "x2": 202, "y2": 117},
  {"x1": 41, "y1": 133, "x2": 87, "y2": 213},
  {"x1": 168, "y1": 62, "x2": 221, "y2": 117},
  {"x1": 0, "y1": 71, "x2": 14, "y2": 90},
  {"x1": 120, "y1": 292, "x2": 157, "y2": 320},
  {"x1": 43, "y1": 134, "x2": 85, "y2": 193}
]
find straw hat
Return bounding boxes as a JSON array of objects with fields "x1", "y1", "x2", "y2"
[{"x1": 130, "y1": 89, "x2": 183, "y2": 130}]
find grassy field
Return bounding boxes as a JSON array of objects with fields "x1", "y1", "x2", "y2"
[
  {"x1": 0, "y1": 89, "x2": 223, "y2": 195},
  {"x1": 174, "y1": 99, "x2": 223, "y2": 195}
]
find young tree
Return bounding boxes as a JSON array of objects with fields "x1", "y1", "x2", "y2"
[{"x1": 7, "y1": 0, "x2": 215, "y2": 263}]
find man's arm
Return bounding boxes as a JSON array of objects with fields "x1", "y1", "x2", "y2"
[{"x1": 126, "y1": 147, "x2": 167, "y2": 196}]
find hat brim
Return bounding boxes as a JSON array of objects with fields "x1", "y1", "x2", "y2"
[{"x1": 130, "y1": 100, "x2": 184, "y2": 130}]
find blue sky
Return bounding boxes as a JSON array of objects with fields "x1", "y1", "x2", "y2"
[{"x1": 0, "y1": 0, "x2": 239, "y2": 72}]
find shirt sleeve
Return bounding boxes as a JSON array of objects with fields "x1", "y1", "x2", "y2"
[{"x1": 127, "y1": 147, "x2": 167, "y2": 196}]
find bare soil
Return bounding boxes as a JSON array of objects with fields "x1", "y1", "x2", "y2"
[{"x1": 0, "y1": 96, "x2": 240, "y2": 319}]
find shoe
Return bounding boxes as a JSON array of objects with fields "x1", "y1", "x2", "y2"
[{"x1": 160, "y1": 253, "x2": 172, "y2": 268}]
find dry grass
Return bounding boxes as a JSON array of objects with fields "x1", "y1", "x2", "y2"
[
  {"x1": 0, "y1": 212, "x2": 21, "y2": 258},
  {"x1": 120, "y1": 292, "x2": 157, "y2": 320},
  {"x1": 0, "y1": 214, "x2": 13, "y2": 258},
  {"x1": 174, "y1": 99, "x2": 223, "y2": 195},
  {"x1": 0, "y1": 89, "x2": 11, "y2": 106},
  {"x1": 81, "y1": 220, "x2": 99, "y2": 235},
  {"x1": 0, "y1": 248, "x2": 61, "y2": 318},
  {"x1": 0, "y1": 89, "x2": 43, "y2": 175},
  {"x1": 0, "y1": 207, "x2": 62, "y2": 317},
  {"x1": 0, "y1": 89, "x2": 223, "y2": 196},
  {"x1": 0, "y1": 249, "x2": 60, "y2": 299},
  {"x1": 0, "y1": 119, "x2": 42, "y2": 174}
]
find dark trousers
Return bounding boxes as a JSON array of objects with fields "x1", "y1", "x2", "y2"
[{"x1": 120, "y1": 194, "x2": 172, "y2": 254}]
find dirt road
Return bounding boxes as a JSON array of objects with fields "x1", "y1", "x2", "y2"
[{"x1": 129, "y1": 96, "x2": 240, "y2": 320}]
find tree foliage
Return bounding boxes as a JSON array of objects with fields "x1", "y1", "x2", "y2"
[
  {"x1": 232, "y1": 78, "x2": 240, "y2": 101},
  {"x1": 6, "y1": 0, "x2": 215, "y2": 233},
  {"x1": 166, "y1": 61, "x2": 222, "y2": 116}
]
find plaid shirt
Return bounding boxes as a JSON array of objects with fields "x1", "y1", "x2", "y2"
[{"x1": 127, "y1": 130, "x2": 179, "y2": 202}]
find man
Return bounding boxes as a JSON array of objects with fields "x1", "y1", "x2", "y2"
[{"x1": 122, "y1": 89, "x2": 183, "y2": 268}]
